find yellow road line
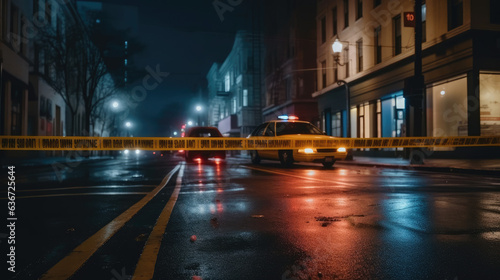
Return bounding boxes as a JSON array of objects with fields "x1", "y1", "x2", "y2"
[
  {"x1": 243, "y1": 165, "x2": 356, "y2": 187},
  {"x1": 40, "y1": 164, "x2": 181, "y2": 280},
  {"x1": 132, "y1": 163, "x2": 185, "y2": 280}
]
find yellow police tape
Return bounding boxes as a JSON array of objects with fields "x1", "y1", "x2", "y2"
[{"x1": 0, "y1": 136, "x2": 499, "y2": 151}]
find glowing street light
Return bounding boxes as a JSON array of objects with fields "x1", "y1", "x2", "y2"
[
  {"x1": 125, "y1": 121, "x2": 133, "y2": 137},
  {"x1": 112, "y1": 101, "x2": 119, "y2": 109}
]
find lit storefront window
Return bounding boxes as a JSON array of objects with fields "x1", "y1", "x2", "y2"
[
  {"x1": 331, "y1": 112, "x2": 342, "y2": 137},
  {"x1": 426, "y1": 76, "x2": 467, "y2": 137},
  {"x1": 479, "y1": 73, "x2": 500, "y2": 136},
  {"x1": 381, "y1": 92, "x2": 405, "y2": 138}
]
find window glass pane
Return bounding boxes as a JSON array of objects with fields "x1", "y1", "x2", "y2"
[
  {"x1": 426, "y1": 77, "x2": 467, "y2": 137},
  {"x1": 479, "y1": 74, "x2": 500, "y2": 135}
]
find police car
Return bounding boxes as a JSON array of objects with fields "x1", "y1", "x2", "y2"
[{"x1": 247, "y1": 116, "x2": 347, "y2": 167}]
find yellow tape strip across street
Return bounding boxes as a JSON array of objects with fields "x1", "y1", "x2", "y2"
[{"x1": 1, "y1": 135, "x2": 499, "y2": 151}]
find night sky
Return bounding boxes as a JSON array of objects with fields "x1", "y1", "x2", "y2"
[{"x1": 99, "y1": 0, "x2": 256, "y2": 136}]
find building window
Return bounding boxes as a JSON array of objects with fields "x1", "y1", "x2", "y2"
[
  {"x1": 426, "y1": 77, "x2": 467, "y2": 137},
  {"x1": 393, "y1": 15, "x2": 402, "y2": 56},
  {"x1": 395, "y1": 96, "x2": 405, "y2": 137},
  {"x1": 243, "y1": 89, "x2": 248, "y2": 107},
  {"x1": 10, "y1": 4, "x2": 19, "y2": 47},
  {"x1": 374, "y1": 26, "x2": 382, "y2": 64},
  {"x1": 344, "y1": 47, "x2": 349, "y2": 78},
  {"x1": 492, "y1": 0, "x2": 500, "y2": 24},
  {"x1": 224, "y1": 73, "x2": 230, "y2": 92},
  {"x1": 357, "y1": 39, "x2": 363, "y2": 72},
  {"x1": 448, "y1": 0, "x2": 463, "y2": 30},
  {"x1": 321, "y1": 60, "x2": 327, "y2": 89},
  {"x1": 343, "y1": 0, "x2": 349, "y2": 29},
  {"x1": 232, "y1": 97, "x2": 237, "y2": 114},
  {"x1": 422, "y1": 1, "x2": 427, "y2": 42},
  {"x1": 358, "y1": 104, "x2": 365, "y2": 138},
  {"x1": 332, "y1": 112, "x2": 342, "y2": 137},
  {"x1": 332, "y1": 7, "x2": 337, "y2": 37},
  {"x1": 46, "y1": 98, "x2": 53, "y2": 121},
  {"x1": 286, "y1": 77, "x2": 292, "y2": 100},
  {"x1": 479, "y1": 74, "x2": 500, "y2": 136},
  {"x1": 321, "y1": 16, "x2": 326, "y2": 43},
  {"x1": 374, "y1": 0, "x2": 381, "y2": 8},
  {"x1": 0, "y1": 0, "x2": 5, "y2": 39},
  {"x1": 356, "y1": 0, "x2": 363, "y2": 20},
  {"x1": 381, "y1": 94, "x2": 405, "y2": 138}
]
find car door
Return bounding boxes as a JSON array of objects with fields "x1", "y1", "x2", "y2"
[{"x1": 259, "y1": 122, "x2": 278, "y2": 160}]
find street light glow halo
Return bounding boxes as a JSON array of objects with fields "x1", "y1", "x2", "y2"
[{"x1": 332, "y1": 39, "x2": 343, "y2": 53}]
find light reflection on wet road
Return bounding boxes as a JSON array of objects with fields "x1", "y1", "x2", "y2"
[
  {"x1": 156, "y1": 158, "x2": 500, "y2": 280},
  {"x1": 3, "y1": 155, "x2": 500, "y2": 279}
]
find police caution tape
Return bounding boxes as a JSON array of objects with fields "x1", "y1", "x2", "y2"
[{"x1": 0, "y1": 136, "x2": 499, "y2": 151}]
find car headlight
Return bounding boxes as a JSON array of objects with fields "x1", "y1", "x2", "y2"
[
  {"x1": 298, "y1": 148, "x2": 317, "y2": 154},
  {"x1": 338, "y1": 147, "x2": 346, "y2": 153}
]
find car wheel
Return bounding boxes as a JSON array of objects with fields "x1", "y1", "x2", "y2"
[
  {"x1": 279, "y1": 150, "x2": 294, "y2": 167},
  {"x1": 250, "y1": 151, "x2": 261, "y2": 164},
  {"x1": 322, "y1": 161, "x2": 335, "y2": 168}
]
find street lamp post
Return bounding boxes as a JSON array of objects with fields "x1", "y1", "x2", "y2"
[
  {"x1": 336, "y1": 80, "x2": 350, "y2": 138},
  {"x1": 332, "y1": 39, "x2": 350, "y2": 138}
]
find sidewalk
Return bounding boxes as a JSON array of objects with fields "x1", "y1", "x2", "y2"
[{"x1": 336, "y1": 156, "x2": 500, "y2": 176}]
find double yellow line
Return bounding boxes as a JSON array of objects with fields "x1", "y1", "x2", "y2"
[{"x1": 40, "y1": 164, "x2": 185, "y2": 280}]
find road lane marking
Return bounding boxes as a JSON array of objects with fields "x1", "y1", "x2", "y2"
[
  {"x1": 133, "y1": 163, "x2": 185, "y2": 280},
  {"x1": 39, "y1": 164, "x2": 181, "y2": 280},
  {"x1": 243, "y1": 165, "x2": 356, "y2": 187}
]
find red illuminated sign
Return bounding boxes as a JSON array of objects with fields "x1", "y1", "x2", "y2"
[{"x1": 404, "y1": 12, "x2": 415, "y2": 27}]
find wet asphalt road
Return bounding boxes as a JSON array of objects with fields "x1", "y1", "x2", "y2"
[{"x1": 2, "y1": 153, "x2": 500, "y2": 280}]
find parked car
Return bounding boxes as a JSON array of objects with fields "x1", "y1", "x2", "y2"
[
  {"x1": 247, "y1": 116, "x2": 347, "y2": 167},
  {"x1": 184, "y1": 126, "x2": 226, "y2": 163}
]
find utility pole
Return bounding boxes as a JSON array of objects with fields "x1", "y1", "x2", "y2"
[{"x1": 404, "y1": 0, "x2": 425, "y2": 138}]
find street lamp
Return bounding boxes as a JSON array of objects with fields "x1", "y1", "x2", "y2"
[
  {"x1": 332, "y1": 39, "x2": 346, "y2": 66},
  {"x1": 332, "y1": 39, "x2": 350, "y2": 138},
  {"x1": 125, "y1": 121, "x2": 132, "y2": 137},
  {"x1": 195, "y1": 105, "x2": 203, "y2": 126}
]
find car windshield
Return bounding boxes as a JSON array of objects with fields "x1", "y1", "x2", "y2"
[{"x1": 275, "y1": 122, "x2": 324, "y2": 136}]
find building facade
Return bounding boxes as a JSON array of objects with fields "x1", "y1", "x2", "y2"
[
  {"x1": 206, "y1": 31, "x2": 264, "y2": 138},
  {"x1": 1, "y1": 0, "x2": 121, "y2": 142},
  {"x1": 313, "y1": 0, "x2": 500, "y2": 143},
  {"x1": 262, "y1": 0, "x2": 318, "y2": 124}
]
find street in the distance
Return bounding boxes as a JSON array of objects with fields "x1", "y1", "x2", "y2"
[{"x1": 2, "y1": 153, "x2": 499, "y2": 279}]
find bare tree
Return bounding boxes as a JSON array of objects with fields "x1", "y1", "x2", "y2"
[
  {"x1": 39, "y1": 19, "x2": 116, "y2": 136},
  {"x1": 38, "y1": 22, "x2": 83, "y2": 135}
]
